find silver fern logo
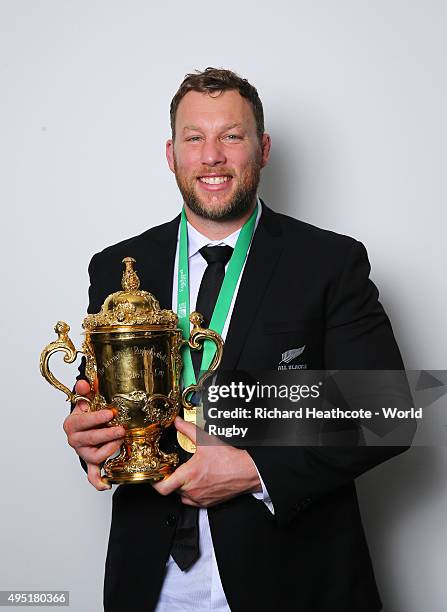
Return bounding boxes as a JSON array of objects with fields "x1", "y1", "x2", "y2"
[{"x1": 278, "y1": 346, "x2": 307, "y2": 370}]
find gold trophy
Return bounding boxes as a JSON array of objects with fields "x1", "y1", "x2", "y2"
[{"x1": 40, "y1": 257, "x2": 223, "y2": 484}]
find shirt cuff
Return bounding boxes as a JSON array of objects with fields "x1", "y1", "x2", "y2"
[{"x1": 251, "y1": 462, "x2": 275, "y2": 515}]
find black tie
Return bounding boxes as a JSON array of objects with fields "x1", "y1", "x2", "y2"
[
  {"x1": 191, "y1": 245, "x2": 234, "y2": 377},
  {"x1": 170, "y1": 244, "x2": 233, "y2": 572}
]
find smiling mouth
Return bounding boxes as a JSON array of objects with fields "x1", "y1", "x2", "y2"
[{"x1": 198, "y1": 175, "x2": 232, "y2": 185}]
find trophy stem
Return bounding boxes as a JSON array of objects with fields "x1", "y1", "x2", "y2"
[{"x1": 102, "y1": 426, "x2": 178, "y2": 484}]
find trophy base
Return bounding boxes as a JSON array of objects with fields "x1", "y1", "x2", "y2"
[
  {"x1": 102, "y1": 427, "x2": 179, "y2": 485},
  {"x1": 102, "y1": 465, "x2": 172, "y2": 485}
]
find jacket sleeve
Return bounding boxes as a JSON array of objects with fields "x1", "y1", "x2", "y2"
[
  {"x1": 246, "y1": 240, "x2": 415, "y2": 527},
  {"x1": 74, "y1": 252, "x2": 107, "y2": 382},
  {"x1": 71, "y1": 253, "x2": 108, "y2": 474}
]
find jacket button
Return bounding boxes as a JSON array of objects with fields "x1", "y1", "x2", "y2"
[{"x1": 165, "y1": 513, "x2": 177, "y2": 527}]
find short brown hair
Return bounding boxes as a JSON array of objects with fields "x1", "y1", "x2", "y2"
[{"x1": 170, "y1": 67, "x2": 265, "y2": 140}]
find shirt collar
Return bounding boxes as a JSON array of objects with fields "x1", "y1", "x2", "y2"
[{"x1": 185, "y1": 197, "x2": 262, "y2": 259}]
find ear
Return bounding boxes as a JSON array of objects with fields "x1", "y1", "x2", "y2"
[
  {"x1": 166, "y1": 139, "x2": 175, "y2": 173},
  {"x1": 260, "y1": 133, "x2": 271, "y2": 168}
]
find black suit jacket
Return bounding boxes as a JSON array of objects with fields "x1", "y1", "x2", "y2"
[{"x1": 79, "y1": 201, "x2": 411, "y2": 612}]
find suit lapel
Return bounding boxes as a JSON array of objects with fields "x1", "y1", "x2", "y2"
[
  {"x1": 139, "y1": 214, "x2": 180, "y2": 310},
  {"x1": 221, "y1": 201, "x2": 284, "y2": 370}
]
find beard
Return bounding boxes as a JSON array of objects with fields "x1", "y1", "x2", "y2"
[{"x1": 173, "y1": 156, "x2": 261, "y2": 222}]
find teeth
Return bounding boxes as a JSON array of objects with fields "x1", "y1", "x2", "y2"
[{"x1": 199, "y1": 176, "x2": 230, "y2": 185}]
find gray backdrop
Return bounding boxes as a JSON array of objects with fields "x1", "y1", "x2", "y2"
[{"x1": 1, "y1": 1, "x2": 446, "y2": 610}]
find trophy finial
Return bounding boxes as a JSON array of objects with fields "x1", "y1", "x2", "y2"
[
  {"x1": 122, "y1": 257, "x2": 140, "y2": 292},
  {"x1": 83, "y1": 256, "x2": 178, "y2": 329}
]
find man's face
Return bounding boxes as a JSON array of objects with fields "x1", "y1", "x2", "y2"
[{"x1": 166, "y1": 89, "x2": 270, "y2": 221}]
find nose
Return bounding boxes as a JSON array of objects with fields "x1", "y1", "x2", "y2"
[{"x1": 200, "y1": 137, "x2": 226, "y2": 167}]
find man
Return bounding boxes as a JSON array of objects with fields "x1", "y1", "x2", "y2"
[{"x1": 64, "y1": 68, "x2": 411, "y2": 611}]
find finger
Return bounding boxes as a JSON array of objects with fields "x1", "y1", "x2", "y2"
[
  {"x1": 65, "y1": 408, "x2": 117, "y2": 433},
  {"x1": 180, "y1": 496, "x2": 200, "y2": 507},
  {"x1": 82, "y1": 440, "x2": 123, "y2": 464},
  {"x1": 75, "y1": 379, "x2": 91, "y2": 396},
  {"x1": 173, "y1": 416, "x2": 197, "y2": 445},
  {"x1": 73, "y1": 399, "x2": 91, "y2": 414},
  {"x1": 87, "y1": 463, "x2": 111, "y2": 491},
  {"x1": 70, "y1": 425, "x2": 125, "y2": 449},
  {"x1": 153, "y1": 467, "x2": 186, "y2": 496}
]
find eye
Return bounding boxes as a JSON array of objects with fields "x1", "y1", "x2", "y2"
[
  {"x1": 186, "y1": 136, "x2": 202, "y2": 142},
  {"x1": 223, "y1": 134, "x2": 242, "y2": 141}
]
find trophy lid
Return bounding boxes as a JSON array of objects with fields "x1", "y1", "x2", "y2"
[{"x1": 82, "y1": 257, "x2": 178, "y2": 331}]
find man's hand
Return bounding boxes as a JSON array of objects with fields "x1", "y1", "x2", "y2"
[
  {"x1": 153, "y1": 416, "x2": 262, "y2": 507},
  {"x1": 63, "y1": 379, "x2": 125, "y2": 491}
]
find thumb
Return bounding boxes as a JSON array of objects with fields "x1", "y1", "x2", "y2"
[
  {"x1": 87, "y1": 463, "x2": 111, "y2": 491},
  {"x1": 174, "y1": 416, "x2": 197, "y2": 445},
  {"x1": 73, "y1": 379, "x2": 93, "y2": 414},
  {"x1": 75, "y1": 379, "x2": 91, "y2": 396}
]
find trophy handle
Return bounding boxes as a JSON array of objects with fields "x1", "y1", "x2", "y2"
[
  {"x1": 178, "y1": 312, "x2": 224, "y2": 453},
  {"x1": 39, "y1": 321, "x2": 92, "y2": 409}
]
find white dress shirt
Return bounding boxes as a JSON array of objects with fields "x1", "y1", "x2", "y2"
[{"x1": 155, "y1": 199, "x2": 273, "y2": 611}]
